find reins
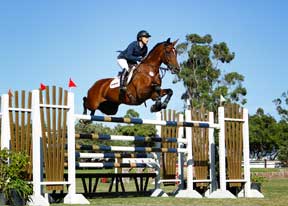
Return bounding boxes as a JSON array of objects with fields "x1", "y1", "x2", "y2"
[{"x1": 159, "y1": 67, "x2": 169, "y2": 79}]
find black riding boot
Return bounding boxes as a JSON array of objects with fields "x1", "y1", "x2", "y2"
[{"x1": 120, "y1": 69, "x2": 128, "y2": 92}]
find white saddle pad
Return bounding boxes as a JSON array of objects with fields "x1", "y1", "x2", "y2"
[
  {"x1": 110, "y1": 77, "x2": 120, "y2": 88},
  {"x1": 109, "y1": 67, "x2": 135, "y2": 89}
]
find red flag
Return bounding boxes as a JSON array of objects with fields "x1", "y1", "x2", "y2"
[
  {"x1": 68, "y1": 78, "x2": 77, "y2": 88},
  {"x1": 8, "y1": 89, "x2": 13, "y2": 97},
  {"x1": 40, "y1": 83, "x2": 46, "y2": 91}
]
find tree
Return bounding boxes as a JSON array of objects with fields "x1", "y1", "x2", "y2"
[
  {"x1": 114, "y1": 109, "x2": 156, "y2": 137},
  {"x1": 273, "y1": 91, "x2": 288, "y2": 165},
  {"x1": 75, "y1": 122, "x2": 114, "y2": 145},
  {"x1": 273, "y1": 91, "x2": 288, "y2": 122},
  {"x1": 113, "y1": 109, "x2": 157, "y2": 147},
  {"x1": 276, "y1": 120, "x2": 288, "y2": 166},
  {"x1": 249, "y1": 108, "x2": 278, "y2": 160},
  {"x1": 175, "y1": 34, "x2": 247, "y2": 112}
]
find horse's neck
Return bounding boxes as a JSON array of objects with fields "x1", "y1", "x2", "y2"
[{"x1": 141, "y1": 52, "x2": 163, "y2": 74}]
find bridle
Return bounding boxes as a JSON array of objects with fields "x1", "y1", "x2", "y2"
[
  {"x1": 133, "y1": 42, "x2": 179, "y2": 78},
  {"x1": 162, "y1": 43, "x2": 178, "y2": 74}
]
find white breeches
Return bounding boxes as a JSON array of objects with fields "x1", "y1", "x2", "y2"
[{"x1": 117, "y1": 59, "x2": 129, "y2": 71}]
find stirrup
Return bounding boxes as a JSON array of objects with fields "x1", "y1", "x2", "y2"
[{"x1": 120, "y1": 86, "x2": 127, "y2": 91}]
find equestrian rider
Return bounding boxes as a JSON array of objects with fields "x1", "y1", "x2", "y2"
[{"x1": 117, "y1": 30, "x2": 151, "y2": 91}]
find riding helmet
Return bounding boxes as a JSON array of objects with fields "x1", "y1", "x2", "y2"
[{"x1": 137, "y1": 30, "x2": 151, "y2": 40}]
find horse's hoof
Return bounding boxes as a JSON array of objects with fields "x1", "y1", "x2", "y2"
[
  {"x1": 150, "y1": 104, "x2": 160, "y2": 113},
  {"x1": 150, "y1": 105, "x2": 156, "y2": 112},
  {"x1": 161, "y1": 103, "x2": 167, "y2": 110}
]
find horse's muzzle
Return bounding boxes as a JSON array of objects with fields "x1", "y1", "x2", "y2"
[{"x1": 170, "y1": 66, "x2": 180, "y2": 74}]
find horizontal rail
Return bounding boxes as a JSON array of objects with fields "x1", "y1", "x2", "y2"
[
  {"x1": 75, "y1": 152, "x2": 157, "y2": 159},
  {"x1": 66, "y1": 162, "x2": 159, "y2": 168},
  {"x1": 226, "y1": 179, "x2": 247, "y2": 183},
  {"x1": 75, "y1": 114, "x2": 220, "y2": 129},
  {"x1": 40, "y1": 181, "x2": 70, "y2": 185},
  {"x1": 158, "y1": 179, "x2": 181, "y2": 183},
  {"x1": 75, "y1": 144, "x2": 187, "y2": 153},
  {"x1": 75, "y1": 133, "x2": 187, "y2": 143},
  {"x1": 39, "y1": 104, "x2": 70, "y2": 109},
  {"x1": 192, "y1": 179, "x2": 211, "y2": 183},
  {"x1": 224, "y1": 118, "x2": 244, "y2": 122},
  {"x1": 8, "y1": 107, "x2": 32, "y2": 112}
]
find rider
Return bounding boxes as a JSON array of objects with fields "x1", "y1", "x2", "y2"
[{"x1": 117, "y1": 30, "x2": 151, "y2": 91}]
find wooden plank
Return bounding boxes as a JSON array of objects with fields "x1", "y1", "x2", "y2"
[
  {"x1": 56, "y1": 87, "x2": 63, "y2": 190},
  {"x1": 15, "y1": 91, "x2": 19, "y2": 152},
  {"x1": 26, "y1": 92, "x2": 32, "y2": 178},
  {"x1": 39, "y1": 89, "x2": 49, "y2": 189},
  {"x1": 51, "y1": 86, "x2": 57, "y2": 190},
  {"x1": 225, "y1": 104, "x2": 231, "y2": 184},
  {"x1": 9, "y1": 92, "x2": 15, "y2": 151},
  {"x1": 161, "y1": 109, "x2": 177, "y2": 182},
  {"x1": 60, "y1": 90, "x2": 68, "y2": 183},
  {"x1": 20, "y1": 90, "x2": 25, "y2": 151},
  {"x1": 225, "y1": 104, "x2": 243, "y2": 187},
  {"x1": 46, "y1": 87, "x2": 53, "y2": 190},
  {"x1": 192, "y1": 106, "x2": 209, "y2": 188}
]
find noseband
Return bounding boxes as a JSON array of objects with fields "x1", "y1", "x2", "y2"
[{"x1": 163, "y1": 44, "x2": 177, "y2": 73}]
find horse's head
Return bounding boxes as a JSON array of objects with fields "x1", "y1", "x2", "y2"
[{"x1": 162, "y1": 38, "x2": 180, "y2": 74}]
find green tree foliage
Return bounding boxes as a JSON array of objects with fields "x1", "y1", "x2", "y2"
[
  {"x1": 113, "y1": 109, "x2": 157, "y2": 147},
  {"x1": 249, "y1": 108, "x2": 278, "y2": 159},
  {"x1": 75, "y1": 122, "x2": 114, "y2": 145},
  {"x1": 273, "y1": 91, "x2": 288, "y2": 122},
  {"x1": 176, "y1": 34, "x2": 247, "y2": 112},
  {"x1": 113, "y1": 109, "x2": 156, "y2": 137},
  {"x1": 273, "y1": 91, "x2": 288, "y2": 165}
]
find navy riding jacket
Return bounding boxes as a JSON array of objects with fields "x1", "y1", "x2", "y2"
[{"x1": 118, "y1": 41, "x2": 148, "y2": 64}]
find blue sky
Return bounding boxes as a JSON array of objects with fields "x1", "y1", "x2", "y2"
[{"x1": 0, "y1": 0, "x2": 287, "y2": 120}]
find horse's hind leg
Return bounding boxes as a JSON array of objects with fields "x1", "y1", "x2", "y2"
[
  {"x1": 81, "y1": 96, "x2": 96, "y2": 124},
  {"x1": 90, "y1": 110, "x2": 95, "y2": 116},
  {"x1": 83, "y1": 97, "x2": 88, "y2": 115}
]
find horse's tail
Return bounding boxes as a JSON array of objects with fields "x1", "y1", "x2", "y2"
[{"x1": 82, "y1": 96, "x2": 88, "y2": 115}]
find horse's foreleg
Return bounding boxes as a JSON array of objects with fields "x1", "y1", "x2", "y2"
[
  {"x1": 160, "y1": 88, "x2": 173, "y2": 109},
  {"x1": 150, "y1": 86, "x2": 173, "y2": 112}
]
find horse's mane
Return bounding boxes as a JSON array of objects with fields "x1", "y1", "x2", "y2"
[
  {"x1": 145, "y1": 41, "x2": 169, "y2": 58},
  {"x1": 140, "y1": 40, "x2": 170, "y2": 65}
]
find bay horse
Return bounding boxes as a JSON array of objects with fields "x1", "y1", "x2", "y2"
[{"x1": 83, "y1": 38, "x2": 180, "y2": 116}]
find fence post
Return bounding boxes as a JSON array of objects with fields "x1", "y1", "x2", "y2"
[
  {"x1": 209, "y1": 106, "x2": 235, "y2": 198},
  {"x1": 218, "y1": 106, "x2": 226, "y2": 192},
  {"x1": 176, "y1": 109, "x2": 202, "y2": 198},
  {"x1": 151, "y1": 112, "x2": 168, "y2": 197},
  {"x1": 29, "y1": 90, "x2": 50, "y2": 206},
  {"x1": 243, "y1": 108, "x2": 251, "y2": 197},
  {"x1": 185, "y1": 109, "x2": 193, "y2": 191},
  {"x1": 177, "y1": 113, "x2": 185, "y2": 191},
  {"x1": 0, "y1": 94, "x2": 10, "y2": 149},
  {"x1": 208, "y1": 111, "x2": 217, "y2": 194},
  {"x1": 64, "y1": 92, "x2": 90, "y2": 204}
]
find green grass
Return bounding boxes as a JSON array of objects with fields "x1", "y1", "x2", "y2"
[
  {"x1": 251, "y1": 168, "x2": 281, "y2": 172},
  {"x1": 51, "y1": 178, "x2": 288, "y2": 206}
]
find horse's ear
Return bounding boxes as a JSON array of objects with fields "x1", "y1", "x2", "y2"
[
  {"x1": 166, "y1": 38, "x2": 171, "y2": 43},
  {"x1": 172, "y1": 39, "x2": 179, "y2": 46}
]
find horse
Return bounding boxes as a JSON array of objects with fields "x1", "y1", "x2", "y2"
[{"x1": 83, "y1": 38, "x2": 180, "y2": 116}]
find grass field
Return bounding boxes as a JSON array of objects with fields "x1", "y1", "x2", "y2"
[{"x1": 51, "y1": 177, "x2": 288, "y2": 206}]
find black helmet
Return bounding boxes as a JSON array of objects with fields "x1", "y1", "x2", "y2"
[{"x1": 137, "y1": 30, "x2": 151, "y2": 40}]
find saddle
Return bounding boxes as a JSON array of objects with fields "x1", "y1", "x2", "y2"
[{"x1": 110, "y1": 64, "x2": 137, "y2": 89}]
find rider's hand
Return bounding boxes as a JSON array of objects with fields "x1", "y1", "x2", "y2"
[{"x1": 137, "y1": 57, "x2": 142, "y2": 63}]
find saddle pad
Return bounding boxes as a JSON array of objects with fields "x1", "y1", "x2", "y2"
[{"x1": 110, "y1": 77, "x2": 120, "y2": 88}]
